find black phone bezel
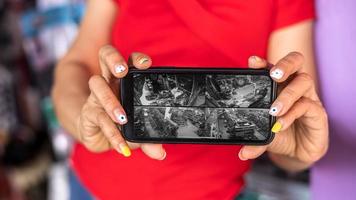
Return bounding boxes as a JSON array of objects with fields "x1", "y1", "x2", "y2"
[{"x1": 120, "y1": 67, "x2": 277, "y2": 145}]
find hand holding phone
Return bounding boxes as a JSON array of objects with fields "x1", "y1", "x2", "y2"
[
  {"x1": 75, "y1": 45, "x2": 166, "y2": 160},
  {"x1": 238, "y1": 54, "x2": 328, "y2": 164}
]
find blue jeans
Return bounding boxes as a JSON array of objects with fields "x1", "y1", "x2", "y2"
[{"x1": 69, "y1": 169, "x2": 93, "y2": 200}]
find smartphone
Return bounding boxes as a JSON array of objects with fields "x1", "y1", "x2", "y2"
[{"x1": 120, "y1": 67, "x2": 277, "y2": 145}]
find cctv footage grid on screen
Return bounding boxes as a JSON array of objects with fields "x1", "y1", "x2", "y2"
[{"x1": 132, "y1": 73, "x2": 272, "y2": 141}]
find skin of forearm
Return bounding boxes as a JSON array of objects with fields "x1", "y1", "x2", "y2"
[{"x1": 52, "y1": 60, "x2": 91, "y2": 141}]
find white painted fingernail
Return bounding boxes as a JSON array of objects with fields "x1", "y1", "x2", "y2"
[
  {"x1": 114, "y1": 64, "x2": 126, "y2": 73},
  {"x1": 270, "y1": 68, "x2": 284, "y2": 79},
  {"x1": 269, "y1": 102, "x2": 283, "y2": 116},
  {"x1": 118, "y1": 114, "x2": 127, "y2": 123},
  {"x1": 114, "y1": 109, "x2": 127, "y2": 124}
]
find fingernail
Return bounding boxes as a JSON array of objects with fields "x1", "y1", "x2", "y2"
[
  {"x1": 114, "y1": 64, "x2": 126, "y2": 73},
  {"x1": 269, "y1": 102, "x2": 283, "y2": 116},
  {"x1": 271, "y1": 121, "x2": 283, "y2": 133},
  {"x1": 248, "y1": 56, "x2": 260, "y2": 66},
  {"x1": 270, "y1": 68, "x2": 284, "y2": 79},
  {"x1": 119, "y1": 143, "x2": 131, "y2": 157},
  {"x1": 238, "y1": 150, "x2": 248, "y2": 161},
  {"x1": 138, "y1": 57, "x2": 149, "y2": 65},
  {"x1": 248, "y1": 56, "x2": 255, "y2": 65},
  {"x1": 158, "y1": 151, "x2": 167, "y2": 161},
  {"x1": 253, "y1": 56, "x2": 262, "y2": 62},
  {"x1": 114, "y1": 109, "x2": 127, "y2": 124}
]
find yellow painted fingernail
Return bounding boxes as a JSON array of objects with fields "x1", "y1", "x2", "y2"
[
  {"x1": 120, "y1": 144, "x2": 131, "y2": 157},
  {"x1": 271, "y1": 122, "x2": 282, "y2": 133}
]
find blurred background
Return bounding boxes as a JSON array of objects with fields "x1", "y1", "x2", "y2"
[
  {"x1": 0, "y1": 0, "x2": 355, "y2": 200},
  {"x1": 0, "y1": 0, "x2": 86, "y2": 199}
]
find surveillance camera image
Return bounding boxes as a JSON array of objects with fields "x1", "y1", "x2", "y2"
[
  {"x1": 206, "y1": 75, "x2": 271, "y2": 108},
  {"x1": 133, "y1": 74, "x2": 205, "y2": 107},
  {"x1": 205, "y1": 108, "x2": 270, "y2": 140},
  {"x1": 132, "y1": 73, "x2": 272, "y2": 141},
  {"x1": 133, "y1": 107, "x2": 206, "y2": 139},
  {"x1": 134, "y1": 107, "x2": 270, "y2": 140}
]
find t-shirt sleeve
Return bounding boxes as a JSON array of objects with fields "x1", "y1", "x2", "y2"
[{"x1": 272, "y1": 0, "x2": 315, "y2": 31}]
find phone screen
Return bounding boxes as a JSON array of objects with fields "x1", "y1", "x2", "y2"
[{"x1": 128, "y1": 70, "x2": 275, "y2": 143}]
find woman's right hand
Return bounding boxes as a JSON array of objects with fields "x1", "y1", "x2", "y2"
[{"x1": 76, "y1": 45, "x2": 166, "y2": 160}]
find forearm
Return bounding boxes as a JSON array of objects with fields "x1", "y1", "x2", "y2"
[
  {"x1": 52, "y1": 60, "x2": 91, "y2": 140},
  {"x1": 268, "y1": 152, "x2": 312, "y2": 172}
]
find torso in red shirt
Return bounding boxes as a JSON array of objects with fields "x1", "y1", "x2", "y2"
[{"x1": 71, "y1": 0, "x2": 314, "y2": 199}]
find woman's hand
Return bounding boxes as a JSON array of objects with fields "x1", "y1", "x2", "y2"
[
  {"x1": 239, "y1": 52, "x2": 329, "y2": 169},
  {"x1": 76, "y1": 45, "x2": 166, "y2": 160}
]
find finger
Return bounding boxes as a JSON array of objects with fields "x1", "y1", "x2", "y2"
[
  {"x1": 248, "y1": 55, "x2": 269, "y2": 69},
  {"x1": 238, "y1": 145, "x2": 267, "y2": 160},
  {"x1": 140, "y1": 143, "x2": 166, "y2": 160},
  {"x1": 98, "y1": 45, "x2": 128, "y2": 81},
  {"x1": 270, "y1": 52, "x2": 304, "y2": 82},
  {"x1": 271, "y1": 97, "x2": 327, "y2": 133},
  {"x1": 126, "y1": 142, "x2": 141, "y2": 150},
  {"x1": 269, "y1": 73, "x2": 313, "y2": 117},
  {"x1": 129, "y1": 52, "x2": 152, "y2": 69},
  {"x1": 96, "y1": 111, "x2": 131, "y2": 157},
  {"x1": 89, "y1": 75, "x2": 127, "y2": 125}
]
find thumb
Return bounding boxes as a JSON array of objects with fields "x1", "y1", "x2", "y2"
[
  {"x1": 238, "y1": 145, "x2": 267, "y2": 161},
  {"x1": 141, "y1": 143, "x2": 167, "y2": 160}
]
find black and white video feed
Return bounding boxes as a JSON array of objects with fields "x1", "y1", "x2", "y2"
[
  {"x1": 206, "y1": 75, "x2": 271, "y2": 108},
  {"x1": 132, "y1": 73, "x2": 273, "y2": 141},
  {"x1": 206, "y1": 109, "x2": 270, "y2": 140},
  {"x1": 134, "y1": 107, "x2": 207, "y2": 139},
  {"x1": 134, "y1": 107, "x2": 269, "y2": 140},
  {"x1": 133, "y1": 74, "x2": 205, "y2": 107}
]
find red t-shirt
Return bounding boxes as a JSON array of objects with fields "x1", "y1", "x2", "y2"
[{"x1": 71, "y1": 0, "x2": 314, "y2": 199}]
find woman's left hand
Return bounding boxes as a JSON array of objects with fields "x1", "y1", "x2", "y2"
[{"x1": 239, "y1": 52, "x2": 329, "y2": 167}]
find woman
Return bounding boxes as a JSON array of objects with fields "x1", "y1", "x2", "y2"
[{"x1": 52, "y1": 0, "x2": 329, "y2": 199}]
